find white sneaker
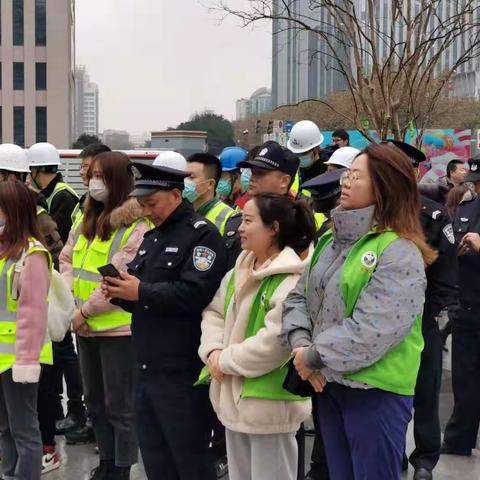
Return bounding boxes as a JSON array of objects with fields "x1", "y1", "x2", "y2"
[{"x1": 41, "y1": 448, "x2": 61, "y2": 475}]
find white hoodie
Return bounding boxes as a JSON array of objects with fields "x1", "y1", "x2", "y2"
[{"x1": 199, "y1": 246, "x2": 312, "y2": 435}]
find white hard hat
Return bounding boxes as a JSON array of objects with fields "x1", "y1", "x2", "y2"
[
  {"x1": 27, "y1": 142, "x2": 61, "y2": 167},
  {"x1": 152, "y1": 151, "x2": 187, "y2": 171},
  {"x1": 287, "y1": 120, "x2": 324, "y2": 154},
  {"x1": 0, "y1": 144, "x2": 30, "y2": 173},
  {"x1": 324, "y1": 147, "x2": 361, "y2": 169}
]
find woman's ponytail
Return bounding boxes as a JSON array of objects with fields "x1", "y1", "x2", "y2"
[{"x1": 253, "y1": 193, "x2": 315, "y2": 255}]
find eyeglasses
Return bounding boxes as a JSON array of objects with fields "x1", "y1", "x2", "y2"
[{"x1": 339, "y1": 170, "x2": 362, "y2": 186}]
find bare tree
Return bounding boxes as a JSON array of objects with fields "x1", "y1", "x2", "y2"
[{"x1": 210, "y1": 0, "x2": 480, "y2": 142}]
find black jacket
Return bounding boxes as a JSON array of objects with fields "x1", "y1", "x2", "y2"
[
  {"x1": 420, "y1": 195, "x2": 458, "y2": 330},
  {"x1": 118, "y1": 201, "x2": 229, "y2": 368},
  {"x1": 41, "y1": 173, "x2": 78, "y2": 243},
  {"x1": 452, "y1": 195, "x2": 480, "y2": 320}
]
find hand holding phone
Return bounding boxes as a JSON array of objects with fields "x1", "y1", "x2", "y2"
[{"x1": 98, "y1": 263, "x2": 121, "y2": 279}]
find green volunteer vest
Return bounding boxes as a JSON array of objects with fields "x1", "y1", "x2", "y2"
[
  {"x1": 309, "y1": 229, "x2": 424, "y2": 395},
  {"x1": 0, "y1": 240, "x2": 53, "y2": 374},
  {"x1": 72, "y1": 219, "x2": 139, "y2": 332},
  {"x1": 46, "y1": 182, "x2": 79, "y2": 212},
  {"x1": 205, "y1": 200, "x2": 235, "y2": 235},
  {"x1": 197, "y1": 272, "x2": 304, "y2": 401}
]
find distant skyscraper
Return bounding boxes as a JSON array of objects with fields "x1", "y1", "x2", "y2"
[
  {"x1": 272, "y1": 1, "x2": 480, "y2": 108},
  {"x1": 236, "y1": 87, "x2": 272, "y2": 120},
  {"x1": 0, "y1": 0, "x2": 74, "y2": 147},
  {"x1": 74, "y1": 65, "x2": 99, "y2": 138}
]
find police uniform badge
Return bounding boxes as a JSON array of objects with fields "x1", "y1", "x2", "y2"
[
  {"x1": 443, "y1": 224, "x2": 455, "y2": 244},
  {"x1": 193, "y1": 246, "x2": 216, "y2": 272},
  {"x1": 361, "y1": 251, "x2": 377, "y2": 270}
]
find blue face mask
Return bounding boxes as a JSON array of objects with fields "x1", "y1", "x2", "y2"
[
  {"x1": 216, "y1": 178, "x2": 232, "y2": 198},
  {"x1": 299, "y1": 153, "x2": 314, "y2": 169},
  {"x1": 182, "y1": 179, "x2": 200, "y2": 203},
  {"x1": 240, "y1": 169, "x2": 252, "y2": 193}
]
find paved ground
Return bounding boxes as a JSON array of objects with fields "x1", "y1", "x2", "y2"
[{"x1": 19, "y1": 337, "x2": 480, "y2": 479}]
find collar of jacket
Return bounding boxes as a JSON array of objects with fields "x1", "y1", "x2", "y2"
[
  {"x1": 331, "y1": 204, "x2": 376, "y2": 244},
  {"x1": 41, "y1": 172, "x2": 64, "y2": 199},
  {"x1": 156, "y1": 200, "x2": 194, "y2": 231}
]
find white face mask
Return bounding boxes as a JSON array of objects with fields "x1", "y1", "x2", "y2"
[{"x1": 89, "y1": 179, "x2": 109, "y2": 203}]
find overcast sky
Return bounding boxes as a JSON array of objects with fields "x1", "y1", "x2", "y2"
[{"x1": 75, "y1": 0, "x2": 271, "y2": 134}]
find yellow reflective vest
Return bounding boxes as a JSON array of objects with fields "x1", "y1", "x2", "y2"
[
  {"x1": 46, "y1": 182, "x2": 79, "y2": 212},
  {"x1": 205, "y1": 200, "x2": 235, "y2": 235},
  {"x1": 72, "y1": 218, "x2": 140, "y2": 332},
  {"x1": 0, "y1": 240, "x2": 53, "y2": 374}
]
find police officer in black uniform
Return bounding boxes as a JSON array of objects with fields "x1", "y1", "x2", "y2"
[
  {"x1": 104, "y1": 162, "x2": 228, "y2": 480},
  {"x1": 441, "y1": 155, "x2": 480, "y2": 458},
  {"x1": 388, "y1": 141, "x2": 458, "y2": 480}
]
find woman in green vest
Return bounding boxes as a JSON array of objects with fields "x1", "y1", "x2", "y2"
[
  {"x1": 199, "y1": 193, "x2": 316, "y2": 480},
  {"x1": 0, "y1": 181, "x2": 52, "y2": 480},
  {"x1": 281, "y1": 144, "x2": 437, "y2": 480},
  {"x1": 60, "y1": 152, "x2": 150, "y2": 480}
]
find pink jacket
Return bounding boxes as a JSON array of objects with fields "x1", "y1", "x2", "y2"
[
  {"x1": 60, "y1": 199, "x2": 150, "y2": 337},
  {"x1": 10, "y1": 249, "x2": 50, "y2": 383}
]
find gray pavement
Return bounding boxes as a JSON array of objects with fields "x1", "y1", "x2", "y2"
[{"x1": 18, "y1": 339, "x2": 480, "y2": 479}]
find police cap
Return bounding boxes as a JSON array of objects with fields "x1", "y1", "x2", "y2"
[
  {"x1": 300, "y1": 168, "x2": 344, "y2": 200},
  {"x1": 465, "y1": 154, "x2": 480, "y2": 183},
  {"x1": 385, "y1": 140, "x2": 426, "y2": 167},
  {"x1": 128, "y1": 162, "x2": 189, "y2": 197},
  {"x1": 237, "y1": 141, "x2": 299, "y2": 177}
]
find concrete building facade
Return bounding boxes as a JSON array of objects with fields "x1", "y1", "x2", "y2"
[
  {"x1": 0, "y1": 0, "x2": 74, "y2": 148},
  {"x1": 74, "y1": 65, "x2": 99, "y2": 138},
  {"x1": 272, "y1": 1, "x2": 480, "y2": 108}
]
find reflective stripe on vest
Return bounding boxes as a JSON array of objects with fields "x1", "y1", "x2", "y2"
[
  {"x1": 309, "y1": 230, "x2": 424, "y2": 396},
  {"x1": 196, "y1": 271, "x2": 305, "y2": 401},
  {"x1": 72, "y1": 222, "x2": 138, "y2": 332},
  {"x1": 205, "y1": 201, "x2": 235, "y2": 235},
  {"x1": 46, "y1": 183, "x2": 79, "y2": 212},
  {"x1": 0, "y1": 241, "x2": 53, "y2": 373},
  {"x1": 36, "y1": 206, "x2": 47, "y2": 216}
]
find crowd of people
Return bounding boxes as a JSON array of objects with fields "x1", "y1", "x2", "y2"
[{"x1": 0, "y1": 119, "x2": 478, "y2": 480}]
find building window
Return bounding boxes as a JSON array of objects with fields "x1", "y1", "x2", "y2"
[
  {"x1": 13, "y1": 0, "x2": 24, "y2": 46},
  {"x1": 36, "y1": 62, "x2": 47, "y2": 90},
  {"x1": 35, "y1": 0, "x2": 47, "y2": 46},
  {"x1": 14, "y1": 107, "x2": 24, "y2": 147},
  {"x1": 13, "y1": 63, "x2": 24, "y2": 90},
  {"x1": 36, "y1": 107, "x2": 47, "y2": 142}
]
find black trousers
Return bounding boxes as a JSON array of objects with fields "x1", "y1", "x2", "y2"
[
  {"x1": 78, "y1": 336, "x2": 138, "y2": 467},
  {"x1": 134, "y1": 362, "x2": 215, "y2": 480},
  {"x1": 38, "y1": 365, "x2": 58, "y2": 446},
  {"x1": 409, "y1": 324, "x2": 443, "y2": 470},
  {"x1": 443, "y1": 320, "x2": 480, "y2": 451},
  {"x1": 307, "y1": 395, "x2": 330, "y2": 480},
  {"x1": 52, "y1": 331, "x2": 85, "y2": 419}
]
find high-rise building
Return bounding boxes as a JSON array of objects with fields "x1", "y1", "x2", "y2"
[
  {"x1": 235, "y1": 87, "x2": 272, "y2": 120},
  {"x1": 74, "y1": 65, "x2": 99, "y2": 138},
  {"x1": 0, "y1": 0, "x2": 75, "y2": 147},
  {"x1": 272, "y1": 1, "x2": 480, "y2": 108}
]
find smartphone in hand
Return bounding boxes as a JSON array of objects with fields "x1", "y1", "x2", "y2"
[{"x1": 97, "y1": 263, "x2": 121, "y2": 279}]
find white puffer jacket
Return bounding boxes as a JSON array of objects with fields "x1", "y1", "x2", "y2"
[{"x1": 199, "y1": 247, "x2": 312, "y2": 435}]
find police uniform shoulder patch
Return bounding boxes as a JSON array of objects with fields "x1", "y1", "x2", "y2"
[
  {"x1": 361, "y1": 251, "x2": 377, "y2": 270},
  {"x1": 193, "y1": 246, "x2": 216, "y2": 271},
  {"x1": 193, "y1": 220, "x2": 208, "y2": 229},
  {"x1": 443, "y1": 224, "x2": 455, "y2": 244}
]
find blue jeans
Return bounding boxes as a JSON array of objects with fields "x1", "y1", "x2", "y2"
[{"x1": 315, "y1": 383, "x2": 413, "y2": 480}]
